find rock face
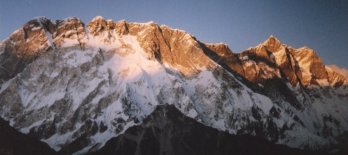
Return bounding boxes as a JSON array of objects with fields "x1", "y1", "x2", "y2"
[
  {"x1": 87, "y1": 16, "x2": 215, "y2": 76},
  {"x1": 0, "y1": 17, "x2": 85, "y2": 83},
  {"x1": 0, "y1": 16, "x2": 347, "y2": 154},
  {"x1": 208, "y1": 35, "x2": 347, "y2": 88}
]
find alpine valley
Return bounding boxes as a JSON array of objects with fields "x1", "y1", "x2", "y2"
[{"x1": 0, "y1": 16, "x2": 347, "y2": 155}]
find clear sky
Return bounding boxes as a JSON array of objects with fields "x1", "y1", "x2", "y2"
[{"x1": 1, "y1": 0, "x2": 347, "y2": 67}]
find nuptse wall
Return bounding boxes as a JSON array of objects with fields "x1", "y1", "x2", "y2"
[{"x1": 0, "y1": 16, "x2": 347, "y2": 154}]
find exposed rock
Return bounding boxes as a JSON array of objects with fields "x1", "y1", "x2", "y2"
[
  {"x1": 0, "y1": 16, "x2": 347, "y2": 155},
  {"x1": 204, "y1": 43, "x2": 245, "y2": 76},
  {"x1": 53, "y1": 17, "x2": 86, "y2": 48},
  {"x1": 87, "y1": 17, "x2": 215, "y2": 76},
  {"x1": 262, "y1": 35, "x2": 283, "y2": 52}
]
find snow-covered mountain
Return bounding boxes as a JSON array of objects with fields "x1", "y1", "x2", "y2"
[{"x1": 0, "y1": 16, "x2": 347, "y2": 154}]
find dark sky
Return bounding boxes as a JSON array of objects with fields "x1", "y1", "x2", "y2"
[{"x1": 0, "y1": 0, "x2": 347, "y2": 67}]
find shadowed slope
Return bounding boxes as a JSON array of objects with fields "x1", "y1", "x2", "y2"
[
  {"x1": 0, "y1": 117, "x2": 57, "y2": 155},
  {"x1": 88, "y1": 105, "x2": 330, "y2": 155}
]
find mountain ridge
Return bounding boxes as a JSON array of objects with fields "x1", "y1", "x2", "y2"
[
  {"x1": 2, "y1": 16, "x2": 347, "y2": 86},
  {"x1": 0, "y1": 16, "x2": 347, "y2": 154}
]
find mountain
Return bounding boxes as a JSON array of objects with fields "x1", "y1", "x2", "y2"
[
  {"x1": 87, "y1": 104, "x2": 327, "y2": 155},
  {"x1": 0, "y1": 16, "x2": 347, "y2": 154}
]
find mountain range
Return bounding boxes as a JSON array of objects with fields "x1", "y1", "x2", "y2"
[{"x1": 0, "y1": 16, "x2": 347, "y2": 155}]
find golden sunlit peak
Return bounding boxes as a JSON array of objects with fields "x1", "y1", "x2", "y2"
[{"x1": 91, "y1": 15, "x2": 104, "y2": 21}]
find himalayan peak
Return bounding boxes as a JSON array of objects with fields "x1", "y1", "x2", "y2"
[{"x1": 0, "y1": 16, "x2": 347, "y2": 154}]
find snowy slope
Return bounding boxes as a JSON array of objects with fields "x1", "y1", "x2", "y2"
[{"x1": 0, "y1": 16, "x2": 347, "y2": 154}]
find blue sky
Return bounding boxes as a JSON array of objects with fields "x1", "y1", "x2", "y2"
[{"x1": 1, "y1": 0, "x2": 347, "y2": 67}]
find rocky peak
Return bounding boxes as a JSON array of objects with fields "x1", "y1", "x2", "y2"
[
  {"x1": 240, "y1": 36, "x2": 346, "y2": 87},
  {"x1": 90, "y1": 16, "x2": 104, "y2": 22},
  {"x1": 29, "y1": 17, "x2": 56, "y2": 34},
  {"x1": 261, "y1": 35, "x2": 283, "y2": 52},
  {"x1": 2, "y1": 17, "x2": 346, "y2": 86},
  {"x1": 0, "y1": 17, "x2": 86, "y2": 83},
  {"x1": 0, "y1": 17, "x2": 56, "y2": 83},
  {"x1": 6, "y1": 17, "x2": 55, "y2": 57},
  {"x1": 156, "y1": 25, "x2": 216, "y2": 74},
  {"x1": 53, "y1": 17, "x2": 86, "y2": 47},
  {"x1": 202, "y1": 34, "x2": 347, "y2": 89},
  {"x1": 4, "y1": 16, "x2": 86, "y2": 53},
  {"x1": 88, "y1": 16, "x2": 117, "y2": 36},
  {"x1": 293, "y1": 47, "x2": 329, "y2": 86},
  {"x1": 0, "y1": 16, "x2": 348, "y2": 154},
  {"x1": 245, "y1": 36, "x2": 285, "y2": 65},
  {"x1": 0, "y1": 16, "x2": 218, "y2": 80},
  {"x1": 86, "y1": 16, "x2": 215, "y2": 76}
]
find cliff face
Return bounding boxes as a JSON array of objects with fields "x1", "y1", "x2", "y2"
[
  {"x1": 87, "y1": 16, "x2": 216, "y2": 76},
  {"x1": 0, "y1": 16, "x2": 347, "y2": 154},
  {"x1": 0, "y1": 17, "x2": 85, "y2": 83},
  {"x1": 206, "y1": 35, "x2": 347, "y2": 88},
  {"x1": 206, "y1": 35, "x2": 348, "y2": 111},
  {"x1": 1, "y1": 16, "x2": 346, "y2": 87}
]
